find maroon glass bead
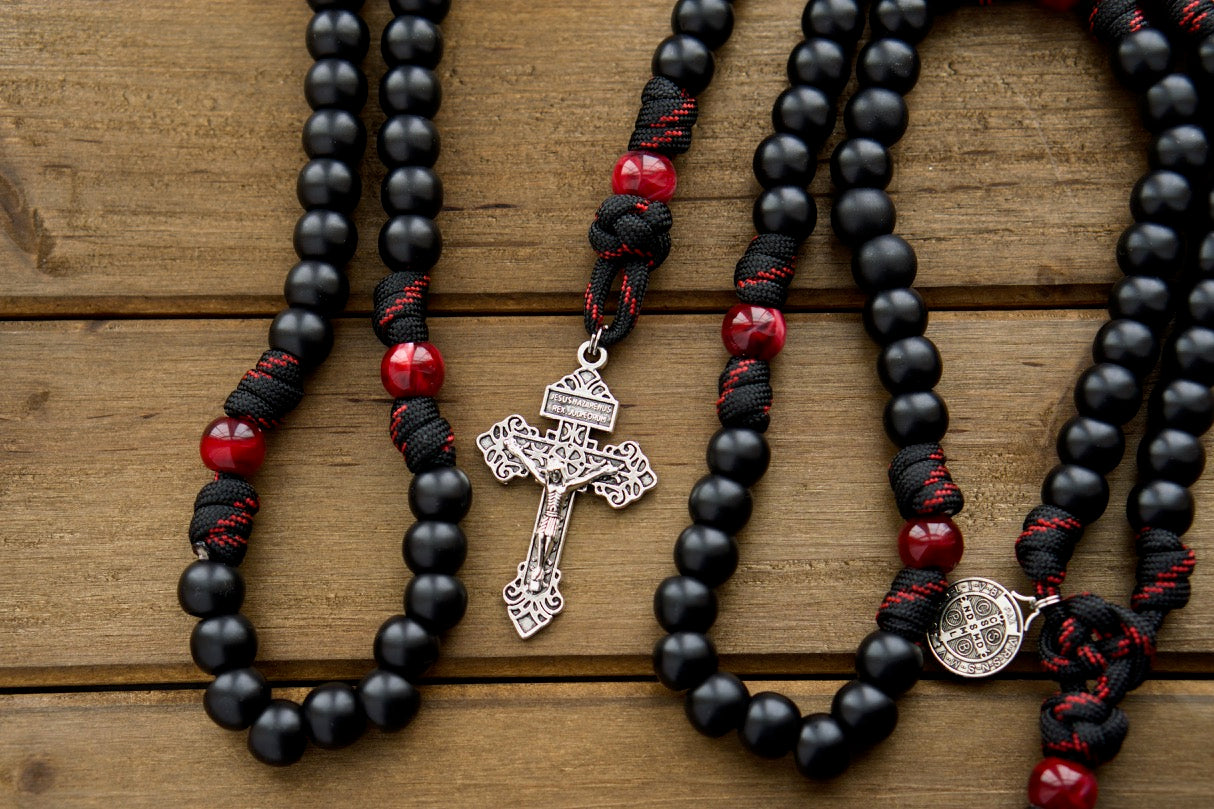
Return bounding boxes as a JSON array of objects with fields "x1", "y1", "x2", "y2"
[
  {"x1": 896, "y1": 516, "x2": 963, "y2": 572},
  {"x1": 721, "y1": 304, "x2": 787, "y2": 360},
  {"x1": 611, "y1": 151, "x2": 678, "y2": 203},
  {"x1": 381, "y1": 341, "x2": 445, "y2": 398},
  {"x1": 200, "y1": 417, "x2": 266, "y2": 476},
  {"x1": 1027, "y1": 757, "x2": 1098, "y2": 809}
]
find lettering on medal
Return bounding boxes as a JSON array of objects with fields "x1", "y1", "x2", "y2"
[{"x1": 542, "y1": 390, "x2": 616, "y2": 430}]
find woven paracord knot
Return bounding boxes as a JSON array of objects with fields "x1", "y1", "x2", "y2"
[
  {"x1": 223, "y1": 350, "x2": 305, "y2": 430},
  {"x1": 716, "y1": 356, "x2": 773, "y2": 432},
  {"x1": 734, "y1": 233, "x2": 799, "y2": 308},
  {"x1": 1083, "y1": 0, "x2": 1150, "y2": 42},
  {"x1": 1040, "y1": 689, "x2": 1130, "y2": 768},
  {"x1": 628, "y1": 76, "x2": 699, "y2": 157},
  {"x1": 875, "y1": 566, "x2": 950, "y2": 644},
  {"x1": 373, "y1": 270, "x2": 431, "y2": 347},
  {"x1": 390, "y1": 396, "x2": 456, "y2": 472},
  {"x1": 887, "y1": 443, "x2": 964, "y2": 518},
  {"x1": 1160, "y1": 0, "x2": 1214, "y2": 37},
  {"x1": 190, "y1": 474, "x2": 260, "y2": 566},
  {"x1": 1132, "y1": 527, "x2": 1197, "y2": 614},
  {"x1": 583, "y1": 194, "x2": 673, "y2": 346},
  {"x1": 1039, "y1": 594, "x2": 1156, "y2": 698},
  {"x1": 1015, "y1": 504, "x2": 1084, "y2": 598}
]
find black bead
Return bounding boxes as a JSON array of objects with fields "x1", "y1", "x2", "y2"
[
  {"x1": 1113, "y1": 29, "x2": 1173, "y2": 91},
  {"x1": 864, "y1": 287, "x2": 927, "y2": 344},
  {"x1": 269, "y1": 307, "x2": 334, "y2": 367},
  {"x1": 870, "y1": 0, "x2": 932, "y2": 43},
  {"x1": 190, "y1": 614, "x2": 257, "y2": 674},
  {"x1": 379, "y1": 215, "x2": 442, "y2": 272},
  {"x1": 653, "y1": 632, "x2": 718, "y2": 691},
  {"x1": 302, "y1": 682, "x2": 365, "y2": 749},
  {"x1": 753, "y1": 133, "x2": 815, "y2": 189},
  {"x1": 1168, "y1": 327, "x2": 1214, "y2": 386},
  {"x1": 305, "y1": 58, "x2": 367, "y2": 112},
  {"x1": 374, "y1": 614, "x2": 440, "y2": 678},
  {"x1": 1151, "y1": 378, "x2": 1214, "y2": 435},
  {"x1": 1116, "y1": 222, "x2": 1182, "y2": 278},
  {"x1": 247, "y1": 699, "x2": 308, "y2": 766},
  {"x1": 1110, "y1": 275, "x2": 1171, "y2": 331},
  {"x1": 877, "y1": 336, "x2": 941, "y2": 393},
  {"x1": 1130, "y1": 170, "x2": 1193, "y2": 226},
  {"x1": 851, "y1": 233, "x2": 915, "y2": 292},
  {"x1": 802, "y1": 0, "x2": 864, "y2": 46},
  {"x1": 303, "y1": 109, "x2": 367, "y2": 163},
  {"x1": 772, "y1": 86, "x2": 836, "y2": 152},
  {"x1": 1041, "y1": 464, "x2": 1109, "y2": 525},
  {"x1": 1201, "y1": 232, "x2": 1214, "y2": 276},
  {"x1": 358, "y1": 669, "x2": 420, "y2": 731},
  {"x1": 831, "y1": 188, "x2": 895, "y2": 247},
  {"x1": 652, "y1": 35, "x2": 715, "y2": 96},
  {"x1": 1188, "y1": 279, "x2": 1214, "y2": 327},
  {"x1": 787, "y1": 38, "x2": 849, "y2": 97},
  {"x1": 284, "y1": 260, "x2": 349, "y2": 314},
  {"x1": 294, "y1": 209, "x2": 357, "y2": 264},
  {"x1": 389, "y1": 0, "x2": 450, "y2": 21},
  {"x1": 706, "y1": 428, "x2": 770, "y2": 487},
  {"x1": 178, "y1": 560, "x2": 244, "y2": 618},
  {"x1": 1142, "y1": 74, "x2": 1200, "y2": 133},
  {"x1": 309, "y1": 0, "x2": 365, "y2": 10},
  {"x1": 795, "y1": 713, "x2": 850, "y2": 779},
  {"x1": 883, "y1": 391, "x2": 948, "y2": 447},
  {"x1": 307, "y1": 10, "x2": 370, "y2": 61},
  {"x1": 380, "y1": 65, "x2": 441, "y2": 118},
  {"x1": 844, "y1": 88, "x2": 908, "y2": 145},
  {"x1": 832, "y1": 138, "x2": 892, "y2": 191},
  {"x1": 382, "y1": 166, "x2": 443, "y2": 218},
  {"x1": 1151, "y1": 125, "x2": 1209, "y2": 176},
  {"x1": 1056, "y1": 416, "x2": 1124, "y2": 475},
  {"x1": 382, "y1": 15, "x2": 444, "y2": 68},
  {"x1": 674, "y1": 525, "x2": 739, "y2": 588},
  {"x1": 672, "y1": 0, "x2": 734, "y2": 51},
  {"x1": 855, "y1": 630, "x2": 923, "y2": 696},
  {"x1": 688, "y1": 474, "x2": 753, "y2": 533},
  {"x1": 1073, "y1": 362, "x2": 1141, "y2": 425},
  {"x1": 739, "y1": 691, "x2": 801, "y2": 759},
  {"x1": 831, "y1": 680, "x2": 897, "y2": 748},
  {"x1": 1128, "y1": 480, "x2": 1194, "y2": 533},
  {"x1": 753, "y1": 186, "x2": 816, "y2": 241},
  {"x1": 379, "y1": 114, "x2": 440, "y2": 168},
  {"x1": 857, "y1": 39, "x2": 920, "y2": 95},
  {"x1": 1092, "y1": 318, "x2": 1158, "y2": 380},
  {"x1": 297, "y1": 158, "x2": 360, "y2": 213},
  {"x1": 685, "y1": 671, "x2": 750, "y2": 737},
  {"x1": 1138, "y1": 429, "x2": 1205, "y2": 486},
  {"x1": 409, "y1": 467, "x2": 472, "y2": 521},
  {"x1": 654, "y1": 575, "x2": 718, "y2": 633},
  {"x1": 1201, "y1": 34, "x2": 1214, "y2": 84},
  {"x1": 403, "y1": 520, "x2": 467, "y2": 574},
  {"x1": 203, "y1": 667, "x2": 270, "y2": 730},
  {"x1": 404, "y1": 573, "x2": 466, "y2": 632}
]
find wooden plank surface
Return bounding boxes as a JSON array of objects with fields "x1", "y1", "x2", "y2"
[{"x1": 0, "y1": 2, "x2": 1143, "y2": 316}]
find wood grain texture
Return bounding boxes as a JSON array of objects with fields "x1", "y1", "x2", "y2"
[
  {"x1": 0, "y1": 2, "x2": 1144, "y2": 317},
  {"x1": 2, "y1": 681, "x2": 1213, "y2": 808},
  {"x1": 2, "y1": 314, "x2": 1210, "y2": 685}
]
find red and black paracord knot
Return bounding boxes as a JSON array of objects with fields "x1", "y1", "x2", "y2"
[
  {"x1": 875, "y1": 567, "x2": 951, "y2": 645},
  {"x1": 390, "y1": 396, "x2": 456, "y2": 473},
  {"x1": 1037, "y1": 594, "x2": 1158, "y2": 766},
  {"x1": 190, "y1": 473, "x2": 260, "y2": 566},
  {"x1": 716, "y1": 356, "x2": 773, "y2": 432},
  {"x1": 1158, "y1": 0, "x2": 1214, "y2": 37},
  {"x1": 628, "y1": 76, "x2": 699, "y2": 157},
  {"x1": 223, "y1": 349, "x2": 305, "y2": 431},
  {"x1": 734, "y1": 233, "x2": 799, "y2": 309},
  {"x1": 1015, "y1": 504, "x2": 1085, "y2": 599},
  {"x1": 584, "y1": 194, "x2": 673, "y2": 347},
  {"x1": 887, "y1": 443, "x2": 964, "y2": 519},
  {"x1": 1132, "y1": 527, "x2": 1197, "y2": 615},
  {"x1": 373, "y1": 270, "x2": 432, "y2": 347},
  {"x1": 1084, "y1": 0, "x2": 1150, "y2": 41}
]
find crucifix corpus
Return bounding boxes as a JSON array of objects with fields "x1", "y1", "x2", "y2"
[{"x1": 478, "y1": 340, "x2": 657, "y2": 638}]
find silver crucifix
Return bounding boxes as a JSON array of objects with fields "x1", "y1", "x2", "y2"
[{"x1": 477, "y1": 338, "x2": 657, "y2": 638}]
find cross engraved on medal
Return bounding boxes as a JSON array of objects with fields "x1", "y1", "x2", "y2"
[
  {"x1": 927, "y1": 576, "x2": 1060, "y2": 678},
  {"x1": 477, "y1": 341, "x2": 657, "y2": 638}
]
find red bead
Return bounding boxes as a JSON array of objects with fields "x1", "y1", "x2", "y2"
[
  {"x1": 1028, "y1": 758, "x2": 1098, "y2": 809},
  {"x1": 896, "y1": 516, "x2": 964, "y2": 572},
  {"x1": 381, "y1": 341, "x2": 445, "y2": 398},
  {"x1": 200, "y1": 417, "x2": 266, "y2": 476},
  {"x1": 611, "y1": 151, "x2": 678, "y2": 203},
  {"x1": 722, "y1": 304, "x2": 787, "y2": 360}
]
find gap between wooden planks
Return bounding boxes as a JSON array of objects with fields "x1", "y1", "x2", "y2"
[
  {"x1": 1, "y1": 313, "x2": 1210, "y2": 687},
  {"x1": 0, "y1": 2, "x2": 1144, "y2": 317}
]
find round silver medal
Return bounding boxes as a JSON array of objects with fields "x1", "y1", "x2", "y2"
[{"x1": 928, "y1": 577, "x2": 1058, "y2": 678}]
